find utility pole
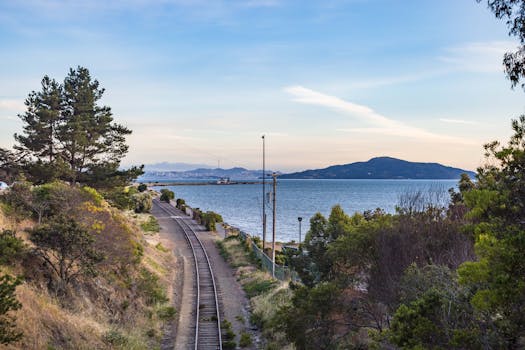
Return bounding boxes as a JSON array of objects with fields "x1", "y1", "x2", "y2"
[
  {"x1": 262, "y1": 135, "x2": 266, "y2": 254},
  {"x1": 298, "y1": 217, "x2": 303, "y2": 244},
  {"x1": 272, "y1": 172, "x2": 277, "y2": 278}
]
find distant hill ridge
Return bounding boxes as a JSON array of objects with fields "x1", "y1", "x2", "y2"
[{"x1": 280, "y1": 157, "x2": 476, "y2": 179}]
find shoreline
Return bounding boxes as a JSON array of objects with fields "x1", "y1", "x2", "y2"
[{"x1": 141, "y1": 181, "x2": 263, "y2": 187}]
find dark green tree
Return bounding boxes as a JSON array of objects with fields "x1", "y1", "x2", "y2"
[
  {"x1": 137, "y1": 183, "x2": 147, "y2": 192},
  {"x1": 0, "y1": 148, "x2": 21, "y2": 183},
  {"x1": 160, "y1": 189, "x2": 174, "y2": 203},
  {"x1": 15, "y1": 76, "x2": 63, "y2": 164},
  {"x1": 12, "y1": 67, "x2": 143, "y2": 187},
  {"x1": 477, "y1": 0, "x2": 525, "y2": 89},
  {"x1": 277, "y1": 282, "x2": 341, "y2": 350},
  {"x1": 458, "y1": 116, "x2": 525, "y2": 347},
  {"x1": 29, "y1": 216, "x2": 103, "y2": 293},
  {"x1": 59, "y1": 66, "x2": 135, "y2": 185},
  {"x1": 0, "y1": 230, "x2": 25, "y2": 266},
  {"x1": 0, "y1": 274, "x2": 22, "y2": 345},
  {"x1": 291, "y1": 212, "x2": 330, "y2": 287}
]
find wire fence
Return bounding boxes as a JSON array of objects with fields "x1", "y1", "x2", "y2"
[
  {"x1": 181, "y1": 201, "x2": 300, "y2": 282},
  {"x1": 236, "y1": 229, "x2": 300, "y2": 282}
]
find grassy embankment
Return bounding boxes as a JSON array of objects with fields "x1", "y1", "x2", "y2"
[
  {"x1": 0, "y1": 185, "x2": 176, "y2": 350},
  {"x1": 216, "y1": 233, "x2": 295, "y2": 350}
]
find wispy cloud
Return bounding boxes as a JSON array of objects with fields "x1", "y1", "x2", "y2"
[
  {"x1": 284, "y1": 85, "x2": 477, "y2": 145},
  {"x1": 439, "y1": 41, "x2": 517, "y2": 73},
  {"x1": 439, "y1": 118, "x2": 478, "y2": 125},
  {"x1": 0, "y1": 99, "x2": 25, "y2": 111}
]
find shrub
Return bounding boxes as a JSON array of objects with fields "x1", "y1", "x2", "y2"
[
  {"x1": 29, "y1": 216, "x2": 104, "y2": 293},
  {"x1": 103, "y1": 187, "x2": 133, "y2": 210},
  {"x1": 0, "y1": 274, "x2": 22, "y2": 345},
  {"x1": 239, "y1": 332, "x2": 253, "y2": 347},
  {"x1": 155, "y1": 242, "x2": 169, "y2": 253},
  {"x1": 132, "y1": 192, "x2": 152, "y2": 213},
  {"x1": 138, "y1": 268, "x2": 168, "y2": 305},
  {"x1": 0, "y1": 180, "x2": 32, "y2": 221},
  {"x1": 243, "y1": 279, "x2": 277, "y2": 298},
  {"x1": 176, "y1": 198, "x2": 186, "y2": 210},
  {"x1": 103, "y1": 330, "x2": 128, "y2": 346},
  {"x1": 140, "y1": 216, "x2": 160, "y2": 233},
  {"x1": 201, "y1": 211, "x2": 223, "y2": 231},
  {"x1": 137, "y1": 183, "x2": 147, "y2": 192},
  {"x1": 159, "y1": 189, "x2": 174, "y2": 203},
  {"x1": 157, "y1": 306, "x2": 177, "y2": 320},
  {"x1": 0, "y1": 230, "x2": 25, "y2": 265},
  {"x1": 221, "y1": 319, "x2": 236, "y2": 349}
]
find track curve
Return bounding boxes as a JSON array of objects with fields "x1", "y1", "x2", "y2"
[{"x1": 155, "y1": 199, "x2": 223, "y2": 350}]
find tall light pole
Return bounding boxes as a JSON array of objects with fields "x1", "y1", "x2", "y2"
[
  {"x1": 272, "y1": 172, "x2": 277, "y2": 278},
  {"x1": 298, "y1": 217, "x2": 303, "y2": 244},
  {"x1": 262, "y1": 135, "x2": 266, "y2": 253}
]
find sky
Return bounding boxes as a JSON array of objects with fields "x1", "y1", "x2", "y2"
[{"x1": 0, "y1": 0, "x2": 524, "y2": 172}]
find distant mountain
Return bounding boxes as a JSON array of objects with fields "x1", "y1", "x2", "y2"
[
  {"x1": 139, "y1": 167, "x2": 280, "y2": 181},
  {"x1": 143, "y1": 162, "x2": 213, "y2": 172},
  {"x1": 280, "y1": 157, "x2": 476, "y2": 180}
]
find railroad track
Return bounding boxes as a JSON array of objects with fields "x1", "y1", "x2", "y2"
[{"x1": 155, "y1": 199, "x2": 223, "y2": 350}]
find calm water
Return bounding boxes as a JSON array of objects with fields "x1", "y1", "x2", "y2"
[{"x1": 153, "y1": 179, "x2": 458, "y2": 243}]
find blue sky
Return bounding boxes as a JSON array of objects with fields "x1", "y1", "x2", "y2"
[{"x1": 0, "y1": 0, "x2": 524, "y2": 171}]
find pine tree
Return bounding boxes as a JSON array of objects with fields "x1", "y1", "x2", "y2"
[
  {"x1": 13, "y1": 66, "x2": 142, "y2": 187},
  {"x1": 59, "y1": 66, "x2": 132, "y2": 185}
]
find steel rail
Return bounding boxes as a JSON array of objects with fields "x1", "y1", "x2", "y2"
[{"x1": 155, "y1": 200, "x2": 222, "y2": 350}]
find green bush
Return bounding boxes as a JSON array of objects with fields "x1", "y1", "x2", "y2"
[
  {"x1": 239, "y1": 332, "x2": 253, "y2": 347},
  {"x1": 103, "y1": 330, "x2": 128, "y2": 346},
  {"x1": 0, "y1": 230, "x2": 25, "y2": 266},
  {"x1": 140, "y1": 216, "x2": 160, "y2": 233},
  {"x1": 201, "y1": 211, "x2": 223, "y2": 231},
  {"x1": 0, "y1": 274, "x2": 22, "y2": 345},
  {"x1": 138, "y1": 268, "x2": 168, "y2": 305},
  {"x1": 176, "y1": 198, "x2": 186, "y2": 210},
  {"x1": 137, "y1": 183, "x2": 147, "y2": 192},
  {"x1": 102, "y1": 187, "x2": 133, "y2": 210},
  {"x1": 155, "y1": 242, "x2": 169, "y2": 253},
  {"x1": 157, "y1": 306, "x2": 177, "y2": 320},
  {"x1": 159, "y1": 189, "x2": 174, "y2": 203},
  {"x1": 132, "y1": 192, "x2": 152, "y2": 213},
  {"x1": 243, "y1": 279, "x2": 277, "y2": 298},
  {"x1": 221, "y1": 319, "x2": 236, "y2": 349}
]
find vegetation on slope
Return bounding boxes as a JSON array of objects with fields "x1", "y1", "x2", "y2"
[
  {"x1": 0, "y1": 67, "x2": 175, "y2": 349},
  {"x1": 0, "y1": 182, "x2": 175, "y2": 349}
]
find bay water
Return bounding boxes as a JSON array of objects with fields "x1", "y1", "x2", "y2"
[{"x1": 153, "y1": 179, "x2": 458, "y2": 243}]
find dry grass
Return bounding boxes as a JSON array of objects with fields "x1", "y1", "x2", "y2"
[{"x1": 1, "y1": 284, "x2": 107, "y2": 350}]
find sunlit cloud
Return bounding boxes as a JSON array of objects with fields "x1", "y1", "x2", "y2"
[
  {"x1": 439, "y1": 41, "x2": 516, "y2": 73},
  {"x1": 0, "y1": 100, "x2": 25, "y2": 111},
  {"x1": 285, "y1": 85, "x2": 478, "y2": 145},
  {"x1": 439, "y1": 118, "x2": 478, "y2": 125}
]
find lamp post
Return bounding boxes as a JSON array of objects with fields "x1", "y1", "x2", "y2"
[
  {"x1": 271, "y1": 172, "x2": 277, "y2": 278},
  {"x1": 297, "y1": 217, "x2": 303, "y2": 244},
  {"x1": 262, "y1": 135, "x2": 266, "y2": 253}
]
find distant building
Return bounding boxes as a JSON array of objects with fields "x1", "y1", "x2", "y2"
[{"x1": 216, "y1": 177, "x2": 231, "y2": 185}]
